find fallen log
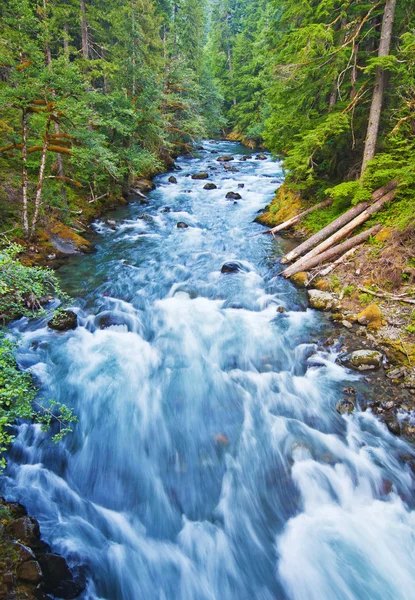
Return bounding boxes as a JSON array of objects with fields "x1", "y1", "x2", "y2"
[
  {"x1": 281, "y1": 180, "x2": 398, "y2": 264},
  {"x1": 308, "y1": 246, "x2": 362, "y2": 282},
  {"x1": 357, "y1": 286, "x2": 415, "y2": 305},
  {"x1": 282, "y1": 225, "x2": 382, "y2": 278},
  {"x1": 282, "y1": 189, "x2": 395, "y2": 278},
  {"x1": 264, "y1": 199, "x2": 332, "y2": 235}
]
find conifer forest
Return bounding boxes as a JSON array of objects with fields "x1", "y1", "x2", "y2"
[{"x1": 1, "y1": 2, "x2": 415, "y2": 599}]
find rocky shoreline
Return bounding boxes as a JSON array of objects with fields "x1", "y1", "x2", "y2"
[
  {"x1": 295, "y1": 276, "x2": 415, "y2": 444},
  {"x1": 0, "y1": 498, "x2": 85, "y2": 600}
]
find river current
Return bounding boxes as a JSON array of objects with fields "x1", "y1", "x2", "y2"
[{"x1": 3, "y1": 141, "x2": 415, "y2": 600}]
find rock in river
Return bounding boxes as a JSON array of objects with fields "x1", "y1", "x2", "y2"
[
  {"x1": 168, "y1": 176, "x2": 177, "y2": 184},
  {"x1": 204, "y1": 183, "x2": 217, "y2": 190},
  {"x1": 221, "y1": 262, "x2": 247, "y2": 274},
  {"x1": 217, "y1": 155, "x2": 234, "y2": 162},
  {"x1": 48, "y1": 310, "x2": 78, "y2": 332},
  {"x1": 177, "y1": 222, "x2": 189, "y2": 229},
  {"x1": 226, "y1": 192, "x2": 242, "y2": 200},
  {"x1": 336, "y1": 398, "x2": 355, "y2": 415},
  {"x1": 340, "y1": 349, "x2": 384, "y2": 371},
  {"x1": 191, "y1": 172, "x2": 209, "y2": 180},
  {"x1": 256, "y1": 153, "x2": 267, "y2": 160}
]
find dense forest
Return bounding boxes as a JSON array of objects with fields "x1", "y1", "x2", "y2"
[{"x1": 0, "y1": 0, "x2": 414, "y2": 241}]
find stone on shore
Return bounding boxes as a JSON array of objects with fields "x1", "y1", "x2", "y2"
[{"x1": 308, "y1": 290, "x2": 339, "y2": 312}]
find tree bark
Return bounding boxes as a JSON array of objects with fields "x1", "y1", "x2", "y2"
[
  {"x1": 264, "y1": 199, "x2": 333, "y2": 235},
  {"x1": 21, "y1": 109, "x2": 29, "y2": 239},
  {"x1": 281, "y1": 180, "x2": 397, "y2": 264},
  {"x1": 361, "y1": 0, "x2": 397, "y2": 174},
  {"x1": 282, "y1": 189, "x2": 396, "y2": 278},
  {"x1": 80, "y1": 0, "x2": 89, "y2": 59},
  {"x1": 30, "y1": 117, "x2": 52, "y2": 240},
  {"x1": 284, "y1": 225, "x2": 381, "y2": 278}
]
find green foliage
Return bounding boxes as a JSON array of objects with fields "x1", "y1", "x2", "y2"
[
  {"x1": 0, "y1": 331, "x2": 77, "y2": 470},
  {"x1": 0, "y1": 244, "x2": 68, "y2": 321}
]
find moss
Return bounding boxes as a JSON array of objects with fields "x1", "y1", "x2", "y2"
[
  {"x1": 380, "y1": 338, "x2": 415, "y2": 367},
  {"x1": 356, "y1": 303, "x2": 384, "y2": 331},
  {"x1": 255, "y1": 184, "x2": 302, "y2": 227},
  {"x1": 313, "y1": 278, "x2": 330, "y2": 291},
  {"x1": 290, "y1": 272, "x2": 308, "y2": 287}
]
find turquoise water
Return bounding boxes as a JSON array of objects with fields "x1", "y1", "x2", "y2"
[{"x1": 2, "y1": 142, "x2": 415, "y2": 600}]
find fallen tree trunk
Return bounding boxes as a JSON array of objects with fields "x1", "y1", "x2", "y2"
[
  {"x1": 282, "y1": 189, "x2": 395, "y2": 278},
  {"x1": 264, "y1": 199, "x2": 332, "y2": 235},
  {"x1": 282, "y1": 225, "x2": 382, "y2": 278},
  {"x1": 281, "y1": 180, "x2": 398, "y2": 264},
  {"x1": 310, "y1": 246, "x2": 362, "y2": 281}
]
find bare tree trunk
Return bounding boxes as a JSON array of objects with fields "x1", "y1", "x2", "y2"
[
  {"x1": 361, "y1": 0, "x2": 397, "y2": 175},
  {"x1": 30, "y1": 118, "x2": 52, "y2": 240},
  {"x1": 264, "y1": 199, "x2": 333, "y2": 235},
  {"x1": 281, "y1": 180, "x2": 397, "y2": 264},
  {"x1": 284, "y1": 225, "x2": 381, "y2": 278},
  {"x1": 21, "y1": 109, "x2": 29, "y2": 239},
  {"x1": 80, "y1": 0, "x2": 89, "y2": 59},
  {"x1": 282, "y1": 190, "x2": 396, "y2": 278}
]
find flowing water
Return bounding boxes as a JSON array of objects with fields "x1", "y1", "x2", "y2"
[{"x1": 2, "y1": 141, "x2": 415, "y2": 600}]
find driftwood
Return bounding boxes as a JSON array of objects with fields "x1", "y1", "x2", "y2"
[
  {"x1": 282, "y1": 189, "x2": 395, "y2": 278},
  {"x1": 282, "y1": 225, "x2": 382, "y2": 278},
  {"x1": 357, "y1": 286, "x2": 415, "y2": 305},
  {"x1": 281, "y1": 180, "x2": 398, "y2": 264},
  {"x1": 264, "y1": 199, "x2": 332, "y2": 235}
]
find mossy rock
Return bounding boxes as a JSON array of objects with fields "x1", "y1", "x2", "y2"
[
  {"x1": 46, "y1": 222, "x2": 94, "y2": 255},
  {"x1": 133, "y1": 178, "x2": 155, "y2": 192},
  {"x1": 290, "y1": 272, "x2": 308, "y2": 287},
  {"x1": 379, "y1": 338, "x2": 415, "y2": 367},
  {"x1": 340, "y1": 350, "x2": 383, "y2": 371},
  {"x1": 48, "y1": 310, "x2": 77, "y2": 332},
  {"x1": 308, "y1": 290, "x2": 339, "y2": 312},
  {"x1": 356, "y1": 303, "x2": 384, "y2": 331}
]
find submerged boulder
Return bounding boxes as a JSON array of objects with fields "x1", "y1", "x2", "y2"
[
  {"x1": 217, "y1": 155, "x2": 234, "y2": 162},
  {"x1": 204, "y1": 183, "x2": 217, "y2": 190},
  {"x1": 221, "y1": 262, "x2": 247, "y2": 274},
  {"x1": 48, "y1": 310, "x2": 78, "y2": 332},
  {"x1": 225, "y1": 192, "x2": 242, "y2": 200},
  {"x1": 340, "y1": 349, "x2": 384, "y2": 371},
  {"x1": 191, "y1": 172, "x2": 209, "y2": 180}
]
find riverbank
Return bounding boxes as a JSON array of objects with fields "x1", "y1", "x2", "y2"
[{"x1": 257, "y1": 184, "x2": 415, "y2": 442}]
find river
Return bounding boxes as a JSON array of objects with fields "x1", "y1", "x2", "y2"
[{"x1": 2, "y1": 141, "x2": 415, "y2": 600}]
